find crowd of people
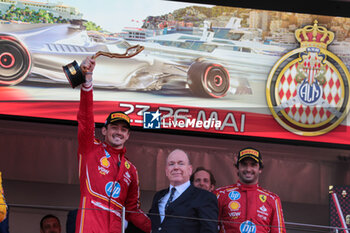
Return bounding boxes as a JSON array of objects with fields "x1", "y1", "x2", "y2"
[{"x1": 0, "y1": 56, "x2": 286, "y2": 233}]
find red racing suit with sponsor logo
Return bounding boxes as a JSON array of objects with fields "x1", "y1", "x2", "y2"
[
  {"x1": 75, "y1": 84, "x2": 151, "y2": 233},
  {"x1": 213, "y1": 181, "x2": 286, "y2": 233}
]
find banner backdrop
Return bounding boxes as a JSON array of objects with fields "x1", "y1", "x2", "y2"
[{"x1": 0, "y1": 0, "x2": 350, "y2": 144}]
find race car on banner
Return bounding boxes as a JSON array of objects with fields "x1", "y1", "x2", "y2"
[{"x1": 0, "y1": 22, "x2": 255, "y2": 98}]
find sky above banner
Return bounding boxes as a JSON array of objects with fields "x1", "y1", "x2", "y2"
[{"x1": 37, "y1": 0, "x2": 214, "y2": 33}]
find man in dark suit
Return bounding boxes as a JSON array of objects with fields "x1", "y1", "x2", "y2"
[{"x1": 149, "y1": 149, "x2": 218, "y2": 233}]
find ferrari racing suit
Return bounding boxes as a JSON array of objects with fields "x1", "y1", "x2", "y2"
[
  {"x1": 214, "y1": 181, "x2": 286, "y2": 233},
  {"x1": 75, "y1": 82, "x2": 151, "y2": 233},
  {"x1": 0, "y1": 172, "x2": 6, "y2": 222}
]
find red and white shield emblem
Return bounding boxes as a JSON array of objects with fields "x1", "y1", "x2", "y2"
[{"x1": 266, "y1": 20, "x2": 350, "y2": 136}]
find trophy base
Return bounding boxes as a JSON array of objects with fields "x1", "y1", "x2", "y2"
[{"x1": 62, "y1": 60, "x2": 85, "y2": 88}]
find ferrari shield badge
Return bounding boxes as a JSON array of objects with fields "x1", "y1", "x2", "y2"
[{"x1": 266, "y1": 20, "x2": 350, "y2": 136}]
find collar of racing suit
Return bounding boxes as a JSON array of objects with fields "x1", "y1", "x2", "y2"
[
  {"x1": 237, "y1": 180, "x2": 259, "y2": 191},
  {"x1": 103, "y1": 143, "x2": 127, "y2": 183},
  {"x1": 104, "y1": 143, "x2": 127, "y2": 162}
]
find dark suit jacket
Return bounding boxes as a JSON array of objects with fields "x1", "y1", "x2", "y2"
[
  {"x1": 149, "y1": 184, "x2": 218, "y2": 233},
  {"x1": 66, "y1": 209, "x2": 78, "y2": 233}
]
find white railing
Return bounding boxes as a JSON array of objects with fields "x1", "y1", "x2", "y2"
[{"x1": 6, "y1": 203, "x2": 350, "y2": 233}]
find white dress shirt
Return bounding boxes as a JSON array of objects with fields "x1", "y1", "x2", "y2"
[{"x1": 158, "y1": 181, "x2": 191, "y2": 222}]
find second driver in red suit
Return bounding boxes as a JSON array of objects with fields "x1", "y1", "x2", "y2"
[
  {"x1": 214, "y1": 147, "x2": 286, "y2": 233},
  {"x1": 75, "y1": 57, "x2": 151, "y2": 233}
]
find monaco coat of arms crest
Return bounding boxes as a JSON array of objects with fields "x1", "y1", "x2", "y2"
[{"x1": 266, "y1": 20, "x2": 350, "y2": 136}]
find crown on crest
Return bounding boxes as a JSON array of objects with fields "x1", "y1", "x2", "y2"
[{"x1": 295, "y1": 20, "x2": 334, "y2": 49}]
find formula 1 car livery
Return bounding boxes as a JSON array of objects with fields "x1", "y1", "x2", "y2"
[{"x1": 0, "y1": 23, "x2": 232, "y2": 98}]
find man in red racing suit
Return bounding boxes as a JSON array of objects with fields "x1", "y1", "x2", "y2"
[
  {"x1": 214, "y1": 147, "x2": 286, "y2": 233},
  {"x1": 75, "y1": 57, "x2": 151, "y2": 233}
]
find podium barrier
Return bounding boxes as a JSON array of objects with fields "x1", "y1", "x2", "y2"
[{"x1": 3, "y1": 203, "x2": 350, "y2": 232}]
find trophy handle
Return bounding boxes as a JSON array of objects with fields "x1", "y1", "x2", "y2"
[
  {"x1": 63, "y1": 44, "x2": 144, "y2": 88},
  {"x1": 92, "y1": 44, "x2": 144, "y2": 59}
]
